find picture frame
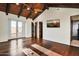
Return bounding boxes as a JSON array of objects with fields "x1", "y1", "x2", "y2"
[{"x1": 47, "y1": 19, "x2": 60, "y2": 28}]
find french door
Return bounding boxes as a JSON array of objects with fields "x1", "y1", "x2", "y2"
[{"x1": 9, "y1": 20, "x2": 25, "y2": 39}]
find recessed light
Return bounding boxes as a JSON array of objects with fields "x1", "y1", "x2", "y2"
[
  {"x1": 27, "y1": 7, "x2": 30, "y2": 10},
  {"x1": 35, "y1": 11, "x2": 38, "y2": 14},
  {"x1": 34, "y1": 9, "x2": 42, "y2": 12},
  {"x1": 16, "y1": 3, "x2": 19, "y2": 5}
]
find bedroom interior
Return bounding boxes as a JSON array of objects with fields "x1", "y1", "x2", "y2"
[{"x1": 0, "y1": 3, "x2": 79, "y2": 56}]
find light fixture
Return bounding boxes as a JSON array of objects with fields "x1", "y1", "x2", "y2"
[
  {"x1": 16, "y1": 3, "x2": 19, "y2": 5},
  {"x1": 35, "y1": 11, "x2": 38, "y2": 14},
  {"x1": 34, "y1": 9, "x2": 42, "y2": 12},
  {"x1": 27, "y1": 7, "x2": 30, "y2": 10}
]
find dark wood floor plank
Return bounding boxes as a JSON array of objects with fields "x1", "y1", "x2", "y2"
[{"x1": 0, "y1": 38, "x2": 79, "y2": 56}]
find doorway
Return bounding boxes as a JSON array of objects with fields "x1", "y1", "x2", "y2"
[
  {"x1": 39, "y1": 22, "x2": 43, "y2": 39},
  {"x1": 9, "y1": 20, "x2": 25, "y2": 39},
  {"x1": 35, "y1": 22, "x2": 37, "y2": 39},
  {"x1": 31, "y1": 22, "x2": 34, "y2": 38},
  {"x1": 71, "y1": 15, "x2": 79, "y2": 47},
  {"x1": 31, "y1": 22, "x2": 43, "y2": 40}
]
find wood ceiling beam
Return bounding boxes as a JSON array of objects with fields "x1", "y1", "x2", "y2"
[
  {"x1": 32, "y1": 13, "x2": 40, "y2": 20},
  {"x1": 45, "y1": 4, "x2": 49, "y2": 10},
  {"x1": 32, "y1": 9, "x2": 46, "y2": 20},
  {"x1": 18, "y1": 4, "x2": 24, "y2": 18},
  {"x1": 26, "y1": 11, "x2": 32, "y2": 19},
  {"x1": 26, "y1": 4, "x2": 34, "y2": 19},
  {"x1": 5, "y1": 3, "x2": 10, "y2": 15},
  {"x1": 32, "y1": 4, "x2": 46, "y2": 20},
  {"x1": 47, "y1": 3, "x2": 79, "y2": 8}
]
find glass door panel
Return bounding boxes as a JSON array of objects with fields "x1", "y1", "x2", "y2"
[
  {"x1": 18, "y1": 21, "x2": 23, "y2": 37},
  {"x1": 9, "y1": 20, "x2": 25, "y2": 39},
  {"x1": 10, "y1": 20, "x2": 17, "y2": 38}
]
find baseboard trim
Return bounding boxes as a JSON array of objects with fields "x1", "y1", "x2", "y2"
[
  {"x1": 0, "y1": 40, "x2": 8, "y2": 42},
  {"x1": 8, "y1": 37, "x2": 26, "y2": 41},
  {"x1": 44, "y1": 39, "x2": 70, "y2": 46}
]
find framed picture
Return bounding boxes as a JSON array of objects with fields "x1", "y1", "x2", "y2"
[{"x1": 47, "y1": 19, "x2": 60, "y2": 28}]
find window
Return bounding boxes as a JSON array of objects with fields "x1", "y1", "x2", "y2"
[{"x1": 9, "y1": 19, "x2": 25, "y2": 39}]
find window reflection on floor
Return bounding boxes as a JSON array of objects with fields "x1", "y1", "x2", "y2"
[
  {"x1": 71, "y1": 40, "x2": 79, "y2": 47},
  {"x1": 10, "y1": 39, "x2": 23, "y2": 56}
]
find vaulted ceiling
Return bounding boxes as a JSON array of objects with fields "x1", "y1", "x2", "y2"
[
  {"x1": 0, "y1": 3, "x2": 45, "y2": 20},
  {"x1": 0, "y1": 3, "x2": 79, "y2": 20}
]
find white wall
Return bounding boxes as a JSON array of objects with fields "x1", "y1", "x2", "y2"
[
  {"x1": 0, "y1": 11, "x2": 31, "y2": 42},
  {"x1": 25, "y1": 18, "x2": 32, "y2": 37},
  {"x1": 34, "y1": 7, "x2": 79, "y2": 45},
  {"x1": 0, "y1": 12, "x2": 8, "y2": 42}
]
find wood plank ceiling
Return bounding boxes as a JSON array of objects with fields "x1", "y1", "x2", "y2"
[
  {"x1": 0, "y1": 3, "x2": 79, "y2": 20},
  {"x1": 0, "y1": 3, "x2": 45, "y2": 20}
]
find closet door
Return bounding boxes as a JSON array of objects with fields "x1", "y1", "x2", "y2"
[
  {"x1": 39, "y1": 22, "x2": 43, "y2": 39},
  {"x1": 35, "y1": 22, "x2": 37, "y2": 39},
  {"x1": 31, "y1": 22, "x2": 34, "y2": 38}
]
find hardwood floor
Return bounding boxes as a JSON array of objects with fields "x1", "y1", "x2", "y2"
[{"x1": 0, "y1": 38, "x2": 79, "y2": 56}]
